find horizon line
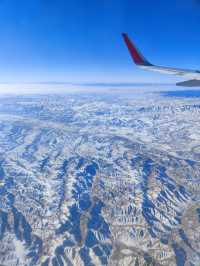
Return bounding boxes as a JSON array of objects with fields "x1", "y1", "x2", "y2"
[{"x1": 0, "y1": 81, "x2": 174, "y2": 87}]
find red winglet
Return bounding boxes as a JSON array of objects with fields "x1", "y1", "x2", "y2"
[{"x1": 122, "y1": 33, "x2": 149, "y2": 65}]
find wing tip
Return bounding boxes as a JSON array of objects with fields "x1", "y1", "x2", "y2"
[
  {"x1": 122, "y1": 33, "x2": 127, "y2": 38},
  {"x1": 122, "y1": 33, "x2": 150, "y2": 66}
]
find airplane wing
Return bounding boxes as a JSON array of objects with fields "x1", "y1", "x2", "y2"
[{"x1": 122, "y1": 33, "x2": 200, "y2": 86}]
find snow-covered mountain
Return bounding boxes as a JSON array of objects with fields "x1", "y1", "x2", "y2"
[{"x1": 0, "y1": 90, "x2": 200, "y2": 266}]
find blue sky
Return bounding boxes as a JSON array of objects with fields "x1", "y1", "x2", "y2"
[{"x1": 0, "y1": 0, "x2": 200, "y2": 83}]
